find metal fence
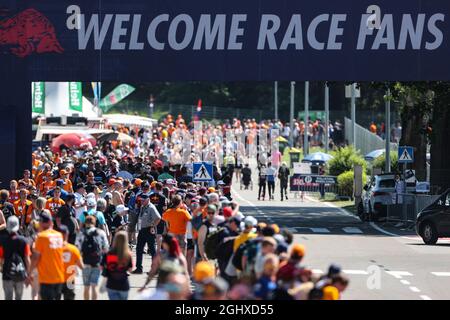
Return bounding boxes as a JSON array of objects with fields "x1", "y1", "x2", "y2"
[
  {"x1": 384, "y1": 193, "x2": 440, "y2": 226},
  {"x1": 288, "y1": 183, "x2": 353, "y2": 201},
  {"x1": 344, "y1": 117, "x2": 398, "y2": 156}
]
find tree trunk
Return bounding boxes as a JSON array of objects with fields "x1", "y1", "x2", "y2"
[
  {"x1": 430, "y1": 104, "x2": 450, "y2": 192},
  {"x1": 400, "y1": 107, "x2": 427, "y2": 181}
]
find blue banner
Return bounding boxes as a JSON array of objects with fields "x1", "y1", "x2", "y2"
[{"x1": 0, "y1": 0, "x2": 450, "y2": 81}]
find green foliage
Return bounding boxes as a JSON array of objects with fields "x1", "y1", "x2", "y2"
[
  {"x1": 372, "y1": 152, "x2": 399, "y2": 173},
  {"x1": 337, "y1": 170, "x2": 367, "y2": 197},
  {"x1": 328, "y1": 146, "x2": 366, "y2": 177}
]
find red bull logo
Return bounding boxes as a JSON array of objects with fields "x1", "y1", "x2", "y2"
[{"x1": 0, "y1": 8, "x2": 63, "y2": 58}]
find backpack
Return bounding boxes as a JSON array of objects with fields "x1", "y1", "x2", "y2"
[
  {"x1": 3, "y1": 237, "x2": 27, "y2": 282},
  {"x1": 81, "y1": 230, "x2": 102, "y2": 266},
  {"x1": 204, "y1": 227, "x2": 225, "y2": 260},
  {"x1": 232, "y1": 243, "x2": 247, "y2": 271}
]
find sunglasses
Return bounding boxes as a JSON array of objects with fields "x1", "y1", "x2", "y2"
[{"x1": 207, "y1": 211, "x2": 216, "y2": 215}]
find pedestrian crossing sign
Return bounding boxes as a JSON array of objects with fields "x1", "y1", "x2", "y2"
[
  {"x1": 398, "y1": 146, "x2": 414, "y2": 163},
  {"x1": 193, "y1": 162, "x2": 213, "y2": 182}
]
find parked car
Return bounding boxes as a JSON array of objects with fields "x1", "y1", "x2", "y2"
[
  {"x1": 416, "y1": 189, "x2": 450, "y2": 245},
  {"x1": 359, "y1": 174, "x2": 415, "y2": 221}
]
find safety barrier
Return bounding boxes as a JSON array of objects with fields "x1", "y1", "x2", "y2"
[{"x1": 384, "y1": 193, "x2": 440, "y2": 226}]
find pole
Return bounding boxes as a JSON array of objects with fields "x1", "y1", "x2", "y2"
[
  {"x1": 289, "y1": 81, "x2": 295, "y2": 147},
  {"x1": 304, "y1": 81, "x2": 309, "y2": 157},
  {"x1": 325, "y1": 82, "x2": 329, "y2": 153},
  {"x1": 385, "y1": 88, "x2": 391, "y2": 173},
  {"x1": 274, "y1": 81, "x2": 278, "y2": 121},
  {"x1": 351, "y1": 82, "x2": 356, "y2": 146}
]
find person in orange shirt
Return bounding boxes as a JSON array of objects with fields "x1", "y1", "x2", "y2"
[
  {"x1": 369, "y1": 121, "x2": 377, "y2": 134},
  {"x1": 19, "y1": 170, "x2": 35, "y2": 189},
  {"x1": 59, "y1": 225, "x2": 83, "y2": 300},
  {"x1": 13, "y1": 189, "x2": 33, "y2": 229},
  {"x1": 46, "y1": 187, "x2": 65, "y2": 217},
  {"x1": 39, "y1": 172, "x2": 55, "y2": 196},
  {"x1": 162, "y1": 195, "x2": 192, "y2": 253},
  {"x1": 31, "y1": 153, "x2": 43, "y2": 179},
  {"x1": 28, "y1": 211, "x2": 65, "y2": 300},
  {"x1": 9, "y1": 180, "x2": 19, "y2": 203},
  {"x1": 59, "y1": 169, "x2": 73, "y2": 193},
  {"x1": 35, "y1": 163, "x2": 51, "y2": 186}
]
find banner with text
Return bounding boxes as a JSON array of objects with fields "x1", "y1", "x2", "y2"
[
  {"x1": 68, "y1": 82, "x2": 83, "y2": 112},
  {"x1": 32, "y1": 82, "x2": 45, "y2": 114},
  {"x1": 290, "y1": 174, "x2": 337, "y2": 192}
]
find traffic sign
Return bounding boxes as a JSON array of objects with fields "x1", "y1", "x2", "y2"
[
  {"x1": 398, "y1": 146, "x2": 414, "y2": 163},
  {"x1": 193, "y1": 162, "x2": 213, "y2": 182}
]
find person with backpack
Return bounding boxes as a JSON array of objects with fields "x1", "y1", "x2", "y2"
[
  {"x1": 28, "y1": 211, "x2": 65, "y2": 300},
  {"x1": 78, "y1": 197, "x2": 109, "y2": 237},
  {"x1": 101, "y1": 231, "x2": 133, "y2": 300},
  {"x1": 55, "y1": 194, "x2": 79, "y2": 245},
  {"x1": 197, "y1": 204, "x2": 219, "y2": 261},
  {"x1": 76, "y1": 215, "x2": 109, "y2": 300},
  {"x1": 0, "y1": 216, "x2": 31, "y2": 300}
]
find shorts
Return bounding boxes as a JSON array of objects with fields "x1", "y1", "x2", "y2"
[
  {"x1": 40, "y1": 283, "x2": 63, "y2": 300},
  {"x1": 187, "y1": 239, "x2": 195, "y2": 251},
  {"x1": 173, "y1": 234, "x2": 187, "y2": 250},
  {"x1": 60, "y1": 283, "x2": 75, "y2": 300},
  {"x1": 127, "y1": 212, "x2": 138, "y2": 232},
  {"x1": 82, "y1": 266, "x2": 101, "y2": 286}
]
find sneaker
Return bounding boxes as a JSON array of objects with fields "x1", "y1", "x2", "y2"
[{"x1": 132, "y1": 269, "x2": 143, "y2": 274}]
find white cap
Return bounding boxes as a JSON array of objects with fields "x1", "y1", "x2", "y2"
[
  {"x1": 105, "y1": 192, "x2": 113, "y2": 199},
  {"x1": 242, "y1": 216, "x2": 258, "y2": 229},
  {"x1": 87, "y1": 197, "x2": 97, "y2": 207},
  {"x1": 86, "y1": 192, "x2": 96, "y2": 199},
  {"x1": 6, "y1": 216, "x2": 19, "y2": 233},
  {"x1": 116, "y1": 204, "x2": 129, "y2": 214}
]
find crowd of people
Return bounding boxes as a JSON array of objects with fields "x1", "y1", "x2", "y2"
[
  {"x1": 369, "y1": 121, "x2": 402, "y2": 143},
  {"x1": 0, "y1": 114, "x2": 348, "y2": 301}
]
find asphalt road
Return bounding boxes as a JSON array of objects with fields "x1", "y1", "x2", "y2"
[
  {"x1": 232, "y1": 176, "x2": 450, "y2": 300},
  {"x1": 2, "y1": 168, "x2": 450, "y2": 300}
]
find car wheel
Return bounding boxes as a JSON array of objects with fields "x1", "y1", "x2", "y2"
[
  {"x1": 357, "y1": 201, "x2": 364, "y2": 220},
  {"x1": 421, "y1": 222, "x2": 438, "y2": 245}
]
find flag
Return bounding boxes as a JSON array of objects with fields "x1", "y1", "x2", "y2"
[
  {"x1": 197, "y1": 99, "x2": 202, "y2": 112},
  {"x1": 68, "y1": 82, "x2": 83, "y2": 112},
  {"x1": 32, "y1": 82, "x2": 45, "y2": 114},
  {"x1": 99, "y1": 84, "x2": 135, "y2": 112}
]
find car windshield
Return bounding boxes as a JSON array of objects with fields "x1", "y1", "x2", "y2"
[{"x1": 379, "y1": 179, "x2": 395, "y2": 188}]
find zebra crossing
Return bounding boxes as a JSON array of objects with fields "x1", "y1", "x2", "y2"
[{"x1": 286, "y1": 226, "x2": 365, "y2": 235}]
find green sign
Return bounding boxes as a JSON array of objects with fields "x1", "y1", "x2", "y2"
[
  {"x1": 298, "y1": 111, "x2": 326, "y2": 121},
  {"x1": 32, "y1": 82, "x2": 45, "y2": 114},
  {"x1": 68, "y1": 82, "x2": 83, "y2": 112},
  {"x1": 99, "y1": 84, "x2": 135, "y2": 112}
]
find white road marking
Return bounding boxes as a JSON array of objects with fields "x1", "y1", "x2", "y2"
[
  {"x1": 431, "y1": 272, "x2": 450, "y2": 277},
  {"x1": 400, "y1": 280, "x2": 410, "y2": 285},
  {"x1": 342, "y1": 270, "x2": 369, "y2": 275},
  {"x1": 342, "y1": 227, "x2": 363, "y2": 234},
  {"x1": 310, "y1": 228, "x2": 330, "y2": 233},
  {"x1": 420, "y1": 295, "x2": 432, "y2": 300},
  {"x1": 312, "y1": 269, "x2": 324, "y2": 274},
  {"x1": 409, "y1": 286, "x2": 421, "y2": 293},
  {"x1": 369, "y1": 222, "x2": 399, "y2": 237},
  {"x1": 385, "y1": 271, "x2": 413, "y2": 279}
]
